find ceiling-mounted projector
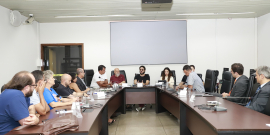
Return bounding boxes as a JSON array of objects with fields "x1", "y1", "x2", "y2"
[{"x1": 141, "y1": 0, "x2": 173, "y2": 11}]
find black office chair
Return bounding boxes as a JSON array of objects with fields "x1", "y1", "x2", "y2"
[
  {"x1": 250, "y1": 69, "x2": 256, "y2": 77},
  {"x1": 264, "y1": 95, "x2": 270, "y2": 116},
  {"x1": 242, "y1": 73, "x2": 257, "y2": 105},
  {"x1": 223, "y1": 68, "x2": 229, "y2": 72},
  {"x1": 53, "y1": 80, "x2": 60, "y2": 91},
  {"x1": 84, "y1": 69, "x2": 94, "y2": 87},
  {"x1": 160, "y1": 70, "x2": 176, "y2": 86},
  {"x1": 204, "y1": 70, "x2": 216, "y2": 93},
  {"x1": 220, "y1": 71, "x2": 233, "y2": 94},
  {"x1": 197, "y1": 73, "x2": 203, "y2": 82},
  {"x1": 1, "y1": 84, "x2": 5, "y2": 93},
  {"x1": 111, "y1": 70, "x2": 128, "y2": 83}
]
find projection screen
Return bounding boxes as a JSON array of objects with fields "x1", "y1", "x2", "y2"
[{"x1": 110, "y1": 20, "x2": 187, "y2": 65}]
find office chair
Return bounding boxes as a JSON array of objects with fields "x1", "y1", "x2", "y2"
[
  {"x1": 238, "y1": 73, "x2": 257, "y2": 106},
  {"x1": 197, "y1": 73, "x2": 203, "y2": 82},
  {"x1": 220, "y1": 71, "x2": 234, "y2": 94},
  {"x1": 245, "y1": 73, "x2": 258, "y2": 103},
  {"x1": 1, "y1": 84, "x2": 5, "y2": 93},
  {"x1": 53, "y1": 80, "x2": 60, "y2": 91},
  {"x1": 264, "y1": 95, "x2": 270, "y2": 116},
  {"x1": 160, "y1": 70, "x2": 176, "y2": 86},
  {"x1": 204, "y1": 70, "x2": 216, "y2": 93},
  {"x1": 84, "y1": 69, "x2": 94, "y2": 87},
  {"x1": 250, "y1": 69, "x2": 256, "y2": 77},
  {"x1": 111, "y1": 70, "x2": 128, "y2": 83}
]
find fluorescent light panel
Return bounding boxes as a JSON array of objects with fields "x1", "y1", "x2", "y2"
[
  {"x1": 55, "y1": 15, "x2": 133, "y2": 18},
  {"x1": 176, "y1": 12, "x2": 255, "y2": 15}
]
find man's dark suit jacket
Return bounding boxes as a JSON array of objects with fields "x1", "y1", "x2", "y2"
[
  {"x1": 227, "y1": 75, "x2": 249, "y2": 103},
  {"x1": 76, "y1": 76, "x2": 87, "y2": 91},
  {"x1": 247, "y1": 81, "x2": 270, "y2": 113}
]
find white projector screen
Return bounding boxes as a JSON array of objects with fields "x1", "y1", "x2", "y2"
[{"x1": 110, "y1": 20, "x2": 187, "y2": 65}]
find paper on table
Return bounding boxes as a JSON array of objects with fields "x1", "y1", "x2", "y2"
[
  {"x1": 56, "y1": 110, "x2": 73, "y2": 114},
  {"x1": 266, "y1": 124, "x2": 270, "y2": 127}
]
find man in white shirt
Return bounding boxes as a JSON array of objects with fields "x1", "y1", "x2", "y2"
[
  {"x1": 93, "y1": 65, "x2": 110, "y2": 88},
  {"x1": 29, "y1": 70, "x2": 50, "y2": 115}
]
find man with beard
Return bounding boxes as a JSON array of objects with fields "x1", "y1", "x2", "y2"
[
  {"x1": 56, "y1": 74, "x2": 74, "y2": 97},
  {"x1": 0, "y1": 71, "x2": 39, "y2": 134},
  {"x1": 110, "y1": 68, "x2": 126, "y2": 85},
  {"x1": 134, "y1": 66, "x2": 150, "y2": 111}
]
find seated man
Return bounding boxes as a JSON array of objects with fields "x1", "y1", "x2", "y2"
[
  {"x1": 56, "y1": 74, "x2": 76, "y2": 97},
  {"x1": 43, "y1": 70, "x2": 77, "y2": 110},
  {"x1": 93, "y1": 65, "x2": 110, "y2": 88},
  {"x1": 76, "y1": 68, "x2": 88, "y2": 91},
  {"x1": 29, "y1": 70, "x2": 50, "y2": 116},
  {"x1": 246, "y1": 66, "x2": 270, "y2": 113},
  {"x1": 134, "y1": 66, "x2": 150, "y2": 111},
  {"x1": 0, "y1": 71, "x2": 39, "y2": 134},
  {"x1": 110, "y1": 68, "x2": 126, "y2": 85},
  {"x1": 222, "y1": 63, "x2": 249, "y2": 103},
  {"x1": 176, "y1": 75, "x2": 187, "y2": 89},
  {"x1": 182, "y1": 65, "x2": 205, "y2": 92}
]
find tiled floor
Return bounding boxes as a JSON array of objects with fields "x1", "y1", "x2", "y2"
[{"x1": 109, "y1": 105, "x2": 180, "y2": 135}]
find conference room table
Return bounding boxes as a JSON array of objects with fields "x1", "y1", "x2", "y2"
[{"x1": 7, "y1": 86, "x2": 270, "y2": 135}]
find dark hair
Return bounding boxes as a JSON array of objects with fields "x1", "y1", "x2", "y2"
[
  {"x1": 4, "y1": 71, "x2": 33, "y2": 91},
  {"x1": 231, "y1": 63, "x2": 244, "y2": 75},
  {"x1": 98, "y1": 65, "x2": 106, "y2": 71},
  {"x1": 31, "y1": 70, "x2": 44, "y2": 84},
  {"x1": 161, "y1": 67, "x2": 172, "y2": 81},
  {"x1": 190, "y1": 65, "x2": 195, "y2": 69},
  {"x1": 68, "y1": 72, "x2": 77, "y2": 83},
  {"x1": 183, "y1": 65, "x2": 191, "y2": 71},
  {"x1": 139, "y1": 66, "x2": 146, "y2": 70}
]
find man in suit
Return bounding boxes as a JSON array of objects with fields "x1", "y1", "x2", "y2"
[
  {"x1": 246, "y1": 66, "x2": 270, "y2": 113},
  {"x1": 222, "y1": 63, "x2": 249, "y2": 103},
  {"x1": 76, "y1": 68, "x2": 87, "y2": 91}
]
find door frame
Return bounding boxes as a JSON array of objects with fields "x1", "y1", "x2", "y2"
[{"x1": 41, "y1": 43, "x2": 84, "y2": 71}]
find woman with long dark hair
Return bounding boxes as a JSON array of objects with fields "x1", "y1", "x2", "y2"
[{"x1": 160, "y1": 67, "x2": 174, "y2": 86}]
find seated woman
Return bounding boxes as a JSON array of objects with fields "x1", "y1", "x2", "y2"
[
  {"x1": 160, "y1": 67, "x2": 174, "y2": 87},
  {"x1": 43, "y1": 70, "x2": 77, "y2": 110},
  {"x1": 68, "y1": 73, "x2": 90, "y2": 97}
]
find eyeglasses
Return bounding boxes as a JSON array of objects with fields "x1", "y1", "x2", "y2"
[
  {"x1": 140, "y1": 69, "x2": 144, "y2": 71},
  {"x1": 30, "y1": 84, "x2": 37, "y2": 88}
]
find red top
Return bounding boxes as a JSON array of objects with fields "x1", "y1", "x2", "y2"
[{"x1": 110, "y1": 74, "x2": 125, "y2": 84}]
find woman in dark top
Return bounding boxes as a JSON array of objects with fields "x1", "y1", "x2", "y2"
[{"x1": 68, "y1": 73, "x2": 90, "y2": 97}]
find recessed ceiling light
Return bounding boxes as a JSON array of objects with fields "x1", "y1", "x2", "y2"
[
  {"x1": 176, "y1": 13, "x2": 215, "y2": 15},
  {"x1": 217, "y1": 12, "x2": 255, "y2": 15},
  {"x1": 107, "y1": 15, "x2": 134, "y2": 17},
  {"x1": 176, "y1": 12, "x2": 255, "y2": 15}
]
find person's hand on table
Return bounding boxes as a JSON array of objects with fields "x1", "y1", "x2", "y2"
[
  {"x1": 23, "y1": 114, "x2": 39, "y2": 125},
  {"x1": 85, "y1": 88, "x2": 90, "y2": 92},
  {"x1": 222, "y1": 92, "x2": 230, "y2": 98}
]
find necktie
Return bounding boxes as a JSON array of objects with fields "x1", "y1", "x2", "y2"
[
  {"x1": 80, "y1": 78, "x2": 87, "y2": 87},
  {"x1": 228, "y1": 79, "x2": 237, "y2": 95},
  {"x1": 246, "y1": 86, "x2": 261, "y2": 107}
]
